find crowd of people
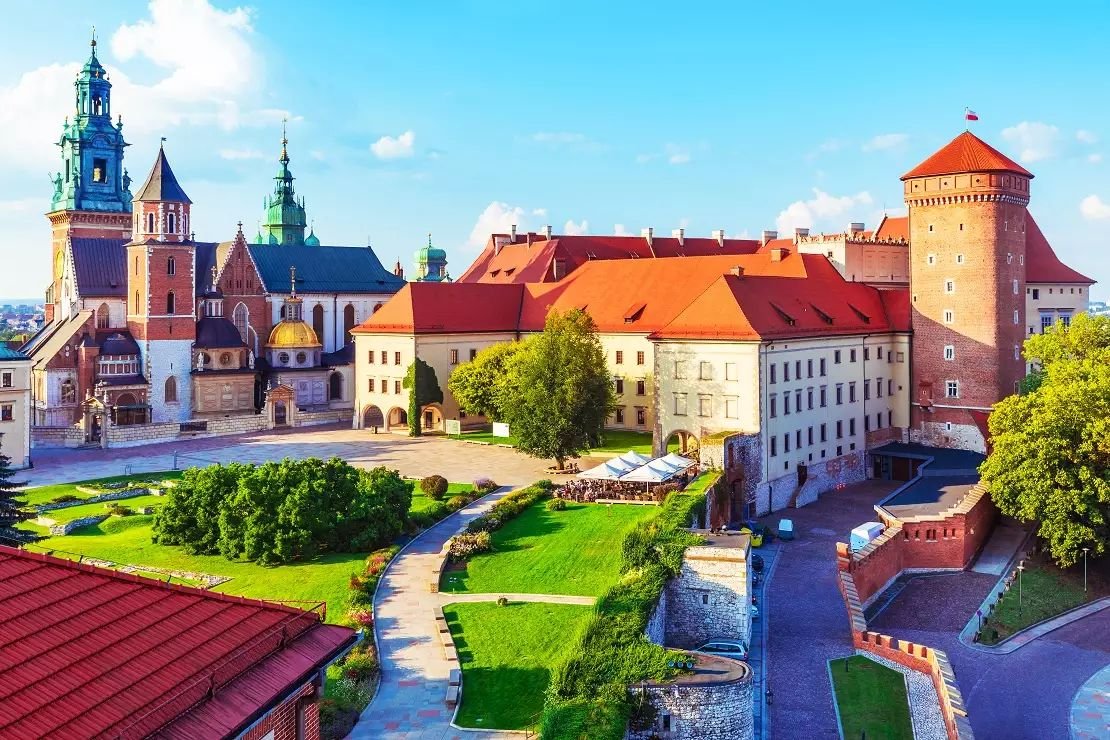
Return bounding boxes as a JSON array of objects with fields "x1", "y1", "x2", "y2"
[{"x1": 555, "y1": 470, "x2": 696, "y2": 503}]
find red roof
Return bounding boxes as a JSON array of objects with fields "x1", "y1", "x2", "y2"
[
  {"x1": 0, "y1": 546, "x2": 356, "y2": 740},
  {"x1": 902, "y1": 131, "x2": 1032, "y2": 180},
  {"x1": 1025, "y1": 213, "x2": 1095, "y2": 284},
  {"x1": 355, "y1": 281, "x2": 526, "y2": 334},
  {"x1": 457, "y1": 233, "x2": 761, "y2": 284},
  {"x1": 873, "y1": 215, "x2": 909, "y2": 242}
]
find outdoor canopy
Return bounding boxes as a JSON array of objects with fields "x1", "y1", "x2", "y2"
[
  {"x1": 621, "y1": 457, "x2": 684, "y2": 482},
  {"x1": 618, "y1": 450, "x2": 652, "y2": 467},
  {"x1": 577, "y1": 456, "x2": 637, "y2": 480},
  {"x1": 660, "y1": 452, "x2": 697, "y2": 470}
]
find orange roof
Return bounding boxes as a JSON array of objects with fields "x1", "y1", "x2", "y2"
[
  {"x1": 873, "y1": 215, "x2": 909, "y2": 242},
  {"x1": 457, "y1": 233, "x2": 761, "y2": 284},
  {"x1": 1025, "y1": 213, "x2": 1094, "y2": 284},
  {"x1": 354, "y1": 281, "x2": 525, "y2": 334},
  {"x1": 902, "y1": 131, "x2": 1032, "y2": 180}
]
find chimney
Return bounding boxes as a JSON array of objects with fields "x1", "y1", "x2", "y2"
[
  {"x1": 641, "y1": 227, "x2": 653, "y2": 247},
  {"x1": 526, "y1": 231, "x2": 535, "y2": 247},
  {"x1": 794, "y1": 227, "x2": 809, "y2": 240},
  {"x1": 544, "y1": 224, "x2": 553, "y2": 240},
  {"x1": 730, "y1": 265, "x2": 745, "y2": 277},
  {"x1": 849, "y1": 222, "x2": 865, "y2": 234},
  {"x1": 761, "y1": 229, "x2": 778, "y2": 247},
  {"x1": 510, "y1": 224, "x2": 518, "y2": 242},
  {"x1": 711, "y1": 229, "x2": 725, "y2": 247},
  {"x1": 671, "y1": 228, "x2": 685, "y2": 246},
  {"x1": 771, "y1": 247, "x2": 789, "y2": 262}
]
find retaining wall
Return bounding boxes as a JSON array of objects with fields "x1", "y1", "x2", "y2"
[{"x1": 628, "y1": 671, "x2": 754, "y2": 740}]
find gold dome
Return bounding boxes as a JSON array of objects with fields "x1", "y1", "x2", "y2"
[{"x1": 266, "y1": 319, "x2": 321, "y2": 348}]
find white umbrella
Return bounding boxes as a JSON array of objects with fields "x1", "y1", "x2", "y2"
[
  {"x1": 621, "y1": 463, "x2": 672, "y2": 483},
  {"x1": 661, "y1": 452, "x2": 697, "y2": 470},
  {"x1": 578, "y1": 458, "x2": 634, "y2": 480},
  {"x1": 619, "y1": 450, "x2": 651, "y2": 467}
]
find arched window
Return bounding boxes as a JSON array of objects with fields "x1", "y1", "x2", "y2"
[
  {"x1": 134, "y1": 255, "x2": 139, "y2": 275},
  {"x1": 233, "y1": 303, "x2": 249, "y2": 342},
  {"x1": 166, "y1": 291, "x2": 176, "y2": 314},
  {"x1": 329, "y1": 372, "x2": 343, "y2": 401},
  {"x1": 168, "y1": 212, "x2": 176, "y2": 234},
  {"x1": 343, "y1": 304, "x2": 356, "y2": 345},
  {"x1": 134, "y1": 291, "x2": 140, "y2": 314},
  {"x1": 164, "y1": 376, "x2": 177, "y2": 403},
  {"x1": 312, "y1": 304, "x2": 325, "y2": 344},
  {"x1": 373, "y1": 302, "x2": 384, "y2": 313},
  {"x1": 96, "y1": 303, "x2": 110, "y2": 329},
  {"x1": 93, "y1": 96, "x2": 103, "y2": 115},
  {"x1": 147, "y1": 212, "x2": 155, "y2": 234},
  {"x1": 167, "y1": 256, "x2": 176, "y2": 276}
]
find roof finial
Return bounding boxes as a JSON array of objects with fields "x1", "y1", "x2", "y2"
[
  {"x1": 280, "y1": 117, "x2": 289, "y2": 163},
  {"x1": 91, "y1": 26, "x2": 97, "y2": 49},
  {"x1": 427, "y1": 232, "x2": 433, "y2": 248},
  {"x1": 211, "y1": 264, "x2": 219, "y2": 287},
  {"x1": 289, "y1": 264, "x2": 297, "y2": 297}
]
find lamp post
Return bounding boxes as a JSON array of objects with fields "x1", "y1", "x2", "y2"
[
  {"x1": 1082, "y1": 547, "x2": 1090, "y2": 595},
  {"x1": 1016, "y1": 562, "x2": 1025, "y2": 615}
]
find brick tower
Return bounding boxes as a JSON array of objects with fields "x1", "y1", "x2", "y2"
[
  {"x1": 126, "y1": 144, "x2": 196, "y2": 422},
  {"x1": 46, "y1": 35, "x2": 133, "y2": 323},
  {"x1": 903, "y1": 131, "x2": 1032, "y2": 452}
]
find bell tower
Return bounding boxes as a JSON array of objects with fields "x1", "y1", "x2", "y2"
[
  {"x1": 257, "y1": 122, "x2": 309, "y2": 246},
  {"x1": 903, "y1": 131, "x2": 1031, "y2": 452},
  {"x1": 45, "y1": 33, "x2": 133, "y2": 322}
]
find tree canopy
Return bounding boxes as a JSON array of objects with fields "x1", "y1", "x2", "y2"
[
  {"x1": 980, "y1": 313, "x2": 1110, "y2": 566},
  {"x1": 500, "y1": 309, "x2": 616, "y2": 469},
  {"x1": 403, "y1": 358, "x2": 443, "y2": 437},
  {"x1": 0, "y1": 441, "x2": 32, "y2": 546},
  {"x1": 154, "y1": 458, "x2": 413, "y2": 566},
  {"x1": 447, "y1": 340, "x2": 525, "y2": 421}
]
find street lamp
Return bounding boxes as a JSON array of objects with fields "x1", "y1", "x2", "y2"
[
  {"x1": 1016, "y1": 562, "x2": 1025, "y2": 615},
  {"x1": 1082, "y1": 548, "x2": 1090, "y2": 595}
]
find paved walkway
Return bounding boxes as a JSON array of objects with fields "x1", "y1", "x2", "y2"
[
  {"x1": 1071, "y1": 663, "x2": 1110, "y2": 740},
  {"x1": 970, "y1": 519, "x2": 1029, "y2": 576}
]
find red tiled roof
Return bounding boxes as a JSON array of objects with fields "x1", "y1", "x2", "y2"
[
  {"x1": 902, "y1": 131, "x2": 1032, "y2": 180},
  {"x1": 0, "y1": 546, "x2": 356, "y2": 740},
  {"x1": 1024, "y1": 213, "x2": 1095, "y2": 285},
  {"x1": 457, "y1": 233, "x2": 761, "y2": 284},
  {"x1": 873, "y1": 215, "x2": 909, "y2": 242},
  {"x1": 354, "y1": 281, "x2": 526, "y2": 334}
]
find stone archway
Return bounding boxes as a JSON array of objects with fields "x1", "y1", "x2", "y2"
[
  {"x1": 421, "y1": 404, "x2": 445, "y2": 433},
  {"x1": 387, "y1": 406, "x2": 408, "y2": 431},
  {"x1": 363, "y1": 405, "x2": 384, "y2": 430},
  {"x1": 664, "y1": 429, "x2": 700, "y2": 455}
]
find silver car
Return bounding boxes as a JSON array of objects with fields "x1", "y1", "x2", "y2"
[{"x1": 694, "y1": 639, "x2": 748, "y2": 661}]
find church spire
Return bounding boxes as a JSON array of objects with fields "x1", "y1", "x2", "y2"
[{"x1": 257, "y1": 120, "x2": 309, "y2": 245}]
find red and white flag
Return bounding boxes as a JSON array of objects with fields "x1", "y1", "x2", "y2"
[{"x1": 965, "y1": 108, "x2": 979, "y2": 121}]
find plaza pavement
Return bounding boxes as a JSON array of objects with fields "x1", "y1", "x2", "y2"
[{"x1": 25, "y1": 425, "x2": 567, "y2": 488}]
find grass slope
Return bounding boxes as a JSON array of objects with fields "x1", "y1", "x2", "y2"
[
  {"x1": 829, "y1": 655, "x2": 914, "y2": 740},
  {"x1": 445, "y1": 601, "x2": 591, "y2": 731},
  {"x1": 40, "y1": 494, "x2": 167, "y2": 523},
  {"x1": 980, "y1": 555, "x2": 1089, "y2": 644},
  {"x1": 23, "y1": 471, "x2": 183, "y2": 507},
  {"x1": 449, "y1": 428, "x2": 654, "y2": 456},
  {"x1": 441, "y1": 501, "x2": 655, "y2": 597}
]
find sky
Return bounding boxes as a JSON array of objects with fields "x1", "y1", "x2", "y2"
[{"x1": 1, "y1": 0, "x2": 1108, "y2": 300}]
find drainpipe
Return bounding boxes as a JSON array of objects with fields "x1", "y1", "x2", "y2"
[{"x1": 332, "y1": 293, "x2": 339, "y2": 351}]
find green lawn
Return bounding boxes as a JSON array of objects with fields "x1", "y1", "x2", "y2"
[
  {"x1": 445, "y1": 601, "x2": 592, "y2": 731},
  {"x1": 409, "y1": 482, "x2": 475, "y2": 514},
  {"x1": 979, "y1": 556, "x2": 1089, "y2": 644},
  {"x1": 38, "y1": 494, "x2": 167, "y2": 523},
  {"x1": 23, "y1": 471, "x2": 183, "y2": 507},
  {"x1": 441, "y1": 500, "x2": 654, "y2": 597},
  {"x1": 449, "y1": 427, "x2": 654, "y2": 456},
  {"x1": 829, "y1": 655, "x2": 914, "y2": 740}
]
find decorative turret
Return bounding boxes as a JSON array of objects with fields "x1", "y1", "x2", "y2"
[
  {"x1": 257, "y1": 121, "x2": 310, "y2": 246},
  {"x1": 265, "y1": 266, "x2": 322, "y2": 368},
  {"x1": 131, "y1": 142, "x2": 192, "y2": 243},
  {"x1": 414, "y1": 233, "x2": 449, "y2": 282}
]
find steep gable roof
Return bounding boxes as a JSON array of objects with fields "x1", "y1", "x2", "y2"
[
  {"x1": 134, "y1": 145, "x2": 193, "y2": 203},
  {"x1": 354, "y1": 282, "x2": 525, "y2": 334},
  {"x1": 248, "y1": 244, "x2": 405, "y2": 295},
  {"x1": 1025, "y1": 213, "x2": 1095, "y2": 284},
  {"x1": 902, "y1": 131, "x2": 1032, "y2": 180},
  {"x1": 873, "y1": 215, "x2": 909, "y2": 242}
]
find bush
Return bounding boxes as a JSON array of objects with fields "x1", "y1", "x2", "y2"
[
  {"x1": 420, "y1": 475, "x2": 449, "y2": 500},
  {"x1": 547, "y1": 497, "x2": 567, "y2": 511},
  {"x1": 348, "y1": 573, "x2": 365, "y2": 592},
  {"x1": 318, "y1": 699, "x2": 360, "y2": 740},
  {"x1": 341, "y1": 647, "x2": 379, "y2": 682},
  {"x1": 446, "y1": 495, "x2": 471, "y2": 511},
  {"x1": 106, "y1": 504, "x2": 134, "y2": 517},
  {"x1": 497, "y1": 596, "x2": 509, "y2": 607},
  {"x1": 448, "y1": 530, "x2": 492, "y2": 561},
  {"x1": 347, "y1": 608, "x2": 374, "y2": 629},
  {"x1": 49, "y1": 494, "x2": 82, "y2": 504},
  {"x1": 474, "y1": 477, "x2": 498, "y2": 493},
  {"x1": 466, "y1": 514, "x2": 500, "y2": 534}
]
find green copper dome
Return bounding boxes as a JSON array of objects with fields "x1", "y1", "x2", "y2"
[
  {"x1": 414, "y1": 234, "x2": 450, "y2": 282},
  {"x1": 257, "y1": 123, "x2": 311, "y2": 246}
]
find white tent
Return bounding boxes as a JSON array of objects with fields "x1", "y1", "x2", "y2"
[
  {"x1": 578, "y1": 457, "x2": 636, "y2": 480},
  {"x1": 618, "y1": 450, "x2": 652, "y2": 467},
  {"x1": 621, "y1": 457, "x2": 684, "y2": 483},
  {"x1": 660, "y1": 452, "x2": 697, "y2": 470}
]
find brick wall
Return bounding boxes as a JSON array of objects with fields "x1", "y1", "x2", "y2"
[
  {"x1": 103, "y1": 413, "x2": 268, "y2": 448},
  {"x1": 240, "y1": 682, "x2": 320, "y2": 740}
]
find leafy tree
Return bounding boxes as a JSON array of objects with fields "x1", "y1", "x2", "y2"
[
  {"x1": 0, "y1": 440, "x2": 32, "y2": 546},
  {"x1": 403, "y1": 358, "x2": 443, "y2": 437},
  {"x1": 448, "y1": 341, "x2": 525, "y2": 421},
  {"x1": 981, "y1": 313, "x2": 1110, "y2": 566},
  {"x1": 500, "y1": 309, "x2": 616, "y2": 469},
  {"x1": 153, "y1": 463, "x2": 245, "y2": 553}
]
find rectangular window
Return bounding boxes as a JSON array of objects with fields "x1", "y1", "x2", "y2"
[
  {"x1": 808, "y1": 427, "x2": 814, "y2": 445},
  {"x1": 0, "y1": 372, "x2": 11, "y2": 388},
  {"x1": 864, "y1": 348, "x2": 870, "y2": 361},
  {"x1": 725, "y1": 396, "x2": 739, "y2": 418},
  {"x1": 394, "y1": 380, "x2": 401, "y2": 394},
  {"x1": 770, "y1": 436, "x2": 777, "y2": 457},
  {"x1": 725, "y1": 362, "x2": 738, "y2": 381},
  {"x1": 795, "y1": 360, "x2": 802, "y2": 379},
  {"x1": 819, "y1": 357, "x2": 827, "y2": 376},
  {"x1": 807, "y1": 388, "x2": 814, "y2": 410},
  {"x1": 834, "y1": 350, "x2": 842, "y2": 364},
  {"x1": 784, "y1": 434, "x2": 791, "y2": 453},
  {"x1": 836, "y1": 385, "x2": 843, "y2": 405},
  {"x1": 700, "y1": 361, "x2": 713, "y2": 380},
  {"x1": 368, "y1": 351, "x2": 375, "y2": 364},
  {"x1": 770, "y1": 364, "x2": 777, "y2": 384},
  {"x1": 945, "y1": 280, "x2": 955, "y2": 294},
  {"x1": 807, "y1": 359, "x2": 814, "y2": 378},
  {"x1": 849, "y1": 382, "x2": 857, "y2": 403},
  {"x1": 394, "y1": 352, "x2": 402, "y2": 365},
  {"x1": 674, "y1": 393, "x2": 688, "y2": 415},
  {"x1": 470, "y1": 348, "x2": 478, "y2": 361},
  {"x1": 615, "y1": 350, "x2": 624, "y2": 364},
  {"x1": 795, "y1": 389, "x2": 802, "y2": 412},
  {"x1": 0, "y1": 404, "x2": 11, "y2": 422},
  {"x1": 615, "y1": 407, "x2": 625, "y2": 424},
  {"x1": 1041, "y1": 313, "x2": 1053, "y2": 332},
  {"x1": 636, "y1": 379, "x2": 646, "y2": 396},
  {"x1": 820, "y1": 423, "x2": 827, "y2": 443},
  {"x1": 770, "y1": 394, "x2": 778, "y2": 418},
  {"x1": 449, "y1": 349, "x2": 459, "y2": 365},
  {"x1": 887, "y1": 379, "x2": 894, "y2": 396},
  {"x1": 674, "y1": 360, "x2": 687, "y2": 380},
  {"x1": 876, "y1": 412, "x2": 882, "y2": 429},
  {"x1": 368, "y1": 378, "x2": 375, "y2": 392},
  {"x1": 876, "y1": 378, "x2": 883, "y2": 398},
  {"x1": 864, "y1": 382, "x2": 871, "y2": 401},
  {"x1": 836, "y1": 420, "x2": 843, "y2": 439},
  {"x1": 849, "y1": 349, "x2": 857, "y2": 363},
  {"x1": 1060, "y1": 312, "x2": 1072, "y2": 328},
  {"x1": 944, "y1": 345, "x2": 955, "y2": 361},
  {"x1": 796, "y1": 429, "x2": 802, "y2": 448},
  {"x1": 636, "y1": 408, "x2": 646, "y2": 425},
  {"x1": 698, "y1": 395, "x2": 712, "y2": 417},
  {"x1": 943, "y1": 310, "x2": 954, "y2": 324},
  {"x1": 636, "y1": 351, "x2": 645, "y2": 365},
  {"x1": 784, "y1": 394, "x2": 791, "y2": 415},
  {"x1": 820, "y1": 386, "x2": 827, "y2": 407},
  {"x1": 1013, "y1": 279, "x2": 1019, "y2": 294},
  {"x1": 784, "y1": 362, "x2": 791, "y2": 382},
  {"x1": 1032, "y1": 288, "x2": 1040, "y2": 299},
  {"x1": 615, "y1": 378, "x2": 624, "y2": 394},
  {"x1": 946, "y1": 380, "x2": 959, "y2": 398},
  {"x1": 849, "y1": 418, "x2": 856, "y2": 436},
  {"x1": 381, "y1": 351, "x2": 388, "y2": 364},
  {"x1": 956, "y1": 253, "x2": 964, "y2": 264},
  {"x1": 864, "y1": 415, "x2": 870, "y2": 432},
  {"x1": 888, "y1": 410, "x2": 893, "y2": 427}
]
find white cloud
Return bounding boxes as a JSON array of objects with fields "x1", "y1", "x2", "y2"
[
  {"x1": 775, "y1": 189, "x2": 874, "y2": 235},
  {"x1": 532, "y1": 208, "x2": 548, "y2": 218},
  {"x1": 862, "y1": 133, "x2": 909, "y2": 152},
  {"x1": 1001, "y1": 121, "x2": 1061, "y2": 163},
  {"x1": 371, "y1": 130, "x2": 415, "y2": 160},
  {"x1": 468, "y1": 201, "x2": 527, "y2": 248},
  {"x1": 563, "y1": 219, "x2": 589, "y2": 236},
  {"x1": 1077, "y1": 130, "x2": 1099, "y2": 144},
  {"x1": 614, "y1": 223, "x2": 629, "y2": 236},
  {"x1": 1088, "y1": 153, "x2": 1103, "y2": 164},
  {"x1": 218, "y1": 148, "x2": 265, "y2": 160},
  {"x1": 665, "y1": 144, "x2": 691, "y2": 165},
  {"x1": 634, "y1": 153, "x2": 657, "y2": 165},
  {"x1": 806, "y1": 138, "x2": 846, "y2": 160},
  {"x1": 1080, "y1": 195, "x2": 1110, "y2": 220}
]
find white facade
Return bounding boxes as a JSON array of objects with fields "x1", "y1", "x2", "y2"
[
  {"x1": 272, "y1": 293, "x2": 394, "y2": 354},
  {"x1": 142, "y1": 339, "x2": 193, "y2": 423},
  {"x1": 0, "y1": 355, "x2": 32, "y2": 468}
]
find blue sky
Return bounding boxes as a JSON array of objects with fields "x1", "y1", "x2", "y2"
[{"x1": 1, "y1": 0, "x2": 1108, "y2": 300}]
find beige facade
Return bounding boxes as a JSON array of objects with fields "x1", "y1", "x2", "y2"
[
  {"x1": 604, "y1": 333, "x2": 656, "y2": 432},
  {"x1": 0, "y1": 353, "x2": 33, "y2": 468},
  {"x1": 1025, "y1": 282, "x2": 1087, "y2": 335},
  {"x1": 795, "y1": 231, "x2": 909, "y2": 285}
]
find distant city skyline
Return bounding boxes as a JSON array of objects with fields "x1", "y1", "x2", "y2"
[{"x1": 1, "y1": 0, "x2": 1107, "y2": 299}]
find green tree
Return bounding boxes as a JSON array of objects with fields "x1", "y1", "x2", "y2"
[
  {"x1": 448, "y1": 340, "x2": 525, "y2": 421},
  {"x1": 0, "y1": 439, "x2": 32, "y2": 546},
  {"x1": 981, "y1": 313, "x2": 1110, "y2": 566},
  {"x1": 403, "y1": 358, "x2": 443, "y2": 437},
  {"x1": 500, "y1": 309, "x2": 616, "y2": 470},
  {"x1": 153, "y1": 463, "x2": 245, "y2": 553}
]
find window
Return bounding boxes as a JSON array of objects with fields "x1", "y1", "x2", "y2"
[
  {"x1": 864, "y1": 382, "x2": 870, "y2": 400},
  {"x1": 888, "y1": 410, "x2": 893, "y2": 427},
  {"x1": 1013, "y1": 309, "x2": 1020, "y2": 324},
  {"x1": 0, "y1": 372, "x2": 10, "y2": 388},
  {"x1": 1014, "y1": 345, "x2": 1020, "y2": 360},
  {"x1": 836, "y1": 420, "x2": 843, "y2": 438},
  {"x1": 796, "y1": 429, "x2": 802, "y2": 448},
  {"x1": 698, "y1": 395, "x2": 712, "y2": 417},
  {"x1": 943, "y1": 345, "x2": 955, "y2": 361},
  {"x1": 770, "y1": 364, "x2": 777, "y2": 384},
  {"x1": 807, "y1": 359, "x2": 813, "y2": 378},
  {"x1": 165, "y1": 291, "x2": 175, "y2": 314},
  {"x1": 449, "y1": 349, "x2": 459, "y2": 365},
  {"x1": 368, "y1": 378, "x2": 375, "y2": 392},
  {"x1": 167, "y1": 256, "x2": 176, "y2": 275},
  {"x1": 394, "y1": 380, "x2": 402, "y2": 394},
  {"x1": 168, "y1": 212, "x2": 176, "y2": 234},
  {"x1": 1013, "y1": 279, "x2": 1019, "y2": 295},
  {"x1": 836, "y1": 385, "x2": 843, "y2": 405},
  {"x1": 784, "y1": 394, "x2": 791, "y2": 415},
  {"x1": 0, "y1": 404, "x2": 11, "y2": 422},
  {"x1": 368, "y1": 351, "x2": 375, "y2": 364},
  {"x1": 946, "y1": 380, "x2": 959, "y2": 398},
  {"x1": 807, "y1": 388, "x2": 814, "y2": 410},
  {"x1": 164, "y1": 376, "x2": 177, "y2": 403},
  {"x1": 615, "y1": 378, "x2": 624, "y2": 394},
  {"x1": 820, "y1": 386, "x2": 827, "y2": 407},
  {"x1": 887, "y1": 379, "x2": 894, "y2": 396},
  {"x1": 391, "y1": 352, "x2": 400, "y2": 365},
  {"x1": 849, "y1": 382, "x2": 857, "y2": 403},
  {"x1": 795, "y1": 389, "x2": 802, "y2": 412},
  {"x1": 381, "y1": 378, "x2": 387, "y2": 393},
  {"x1": 615, "y1": 350, "x2": 624, "y2": 364},
  {"x1": 784, "y1": 434, "x2": 791, "y2": 453},
  {"x1": 783, "y1": 362, "x2": 790, "y2": 382},
  {"x1": 147, "y1": 212, "x2": 155, "y2": 233},
  {"x1": 849, "y1": 418, "x2": 856, "y2": 435},
  {"x1": 943, "y1": 310, "x2": 954, "y2": 324},
  {"x1": 636, "y1": 408, "x2": 646, "y2": 425},
  {"x1": 674, "y1": 360, "x2": 688, "y2": 380},
  {"x1": 864, "y1": 415, "x2": 870, "y2": 432},
  {"x1": 1060, "y1": 312, "x2": 1072, "y2": 328},
  {"x1": 819, "y1": 357, "x2": 827, "y2": 376},
  {"x1": 380, "y1": 351, "x2": 388, "y2": 364},
  {"x1": 770, "y1": 436, "x2": 777, "y2": 457},
  {"x1": 864, "y1": 348, "x2": 870, "y2": 361},
  {"x1": 837, "y1": 445, "x2": 843, "y2": 456},
  {"x1": 849, "y1": 349, "x2": 857, "y2": 363},
  {"x1": 615, "y1": 407, "x2": 625, "y2": 424},
  {"x1": 636, "y1": 379, "x2": 646, "y2": 395},
  {"x1": 725, "y1": 362, "x2": 738, "y2": 381},
  {"x1": 295, "y1": 351, "x2": 307, "y2": 365},
  {"x1": 795, "y1": 360, "x2": 802, "y2": 378},
  {"x1": 278, "y1": 352, "x2": 290, "y2": 365},
  {"x1": 956, "y1": 253, "x2": 964, "y2": 264},
  {"x1": 725, "y1": 397, "x2": 739, "y2": 419},
  {"x1": 820, "y1": 423, "x2": 827, "y2": 442},
  {"x1": 470, "y1": 348, "x2": 478, "y2": 361},
  {"x1": 769, "y1": 394, "x2": 777, "y2": 418},
  {"x1": 674, "y1": 393, "x2": 688, "y2": 415},
  {"x1": 1040, "y1": 313, "x2": 1053, "y2": 332},
  {"x1": 927, "y1": 253, "x2": 936, "y2": 264},
  {"x1": 945, "y1": 280, "x2": 955, "y2": 294},
  {"x1": 808, "y1": 427, "x2": 814, "y2": 445},
  {"x1": 636, "y1": 351, "x2": 645, "y2": 365},
  {"x1": 876, "y1": 379, "x2": 883, "y2": 398},
  {"x1": 834, "y1": 350, "x2": 841, "y2": 364},
  {"x1": 699, "y1": 361, "x2": 713, "y2": 380}
]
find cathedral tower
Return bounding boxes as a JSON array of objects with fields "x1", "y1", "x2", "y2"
[
  {"x1": 46, "y1": 35, "x2": 134, "y2": 321},
  {"x1": 414, "y1": 234, "x2": 449, "y2": 282},
  {"x1": 126, "y1": 144, "x2": 196, "y2": 422},
  {"x1": 903, "y1": 131, "x2": 1031, "y2": 452},
  {"x1": 257, "y1": 124, "x2": 310, "y2": 245}
]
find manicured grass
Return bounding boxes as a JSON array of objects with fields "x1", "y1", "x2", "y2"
[
  {"x1": 441, "y1": 500, "x2": 655, "y2": 597},
  {"x1": 445, "y1": 601, "x2": 592, "y2": 731},
  {"x1": 448, "y1": 430, "x2": 518, "y2": 446},
  {"x1": 829, "y1": 655, "x2": 914, "y2": 740},
  {"x1": 589, "y1": 430, "x2": 653, "y2": 455},
  {"x1": 409, "y1": 482, "x2": 475, "y2": 514},
  {"x1": 38, "y1": 494, "x2": 167, "y2": 523},
  {"x1": 23, "y1": 471, "x2": 183, "y2": 507},
  {"x1": 979, "y1": 556, "x2": 1089, "y2": 644}
]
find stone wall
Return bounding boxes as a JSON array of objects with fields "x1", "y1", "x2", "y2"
[
  {"x1": 103, "y1": 413, "x2": 269, "y2": 448},
  {"x1": 295, "y1": 408, "x2": 353, "y2": 427},
  {"x1": 46, "y1": 514, "x2": 108, "y2": 535},
  {"x1": 37, "y1": 487, "x2": 162, "y2": 513},
  {"x1": 628, "y1": 668, "x2": 754, "y2": 740},
  {"x1": 645, "y1": 588, "x2": 668, "y2": 645},
  {"x1": 664, "y1": 544, "x2": 751, "y2": 648},
  {"x1": 757, "y1": 448, "x2": 868, "y2": 513},
  {"x1": 31, "y1": 425, "x2": 86, "y2": 449}
]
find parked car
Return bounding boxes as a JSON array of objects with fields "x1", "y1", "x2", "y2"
[{"x1": 693, "y1": 639, "x2": 748, "y2": 661}]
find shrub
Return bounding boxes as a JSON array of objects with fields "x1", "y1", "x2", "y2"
[
  {"x1": 341, "y1": 648, "x2": 379, "y2": 682},
  {"x1": 348, "y1": 573, "x2": 365, "y2": 592},
  {"x1": 330, "y1": 675, "x2": 373, "y2": 707},
  {"x1": 347, "y1": 608, "x2": 374, "y2": 629},
  {"x1": 420, "y1": 475, "x2": 449, "y2": 500},
  {"x1": 106, "y1": 504, "x2": 134, "y2": 517},
  {"x1": 446, "y1": 495, "x2": 471, "y2": 511},
  {"x1": 547, "y1": 497, "x2": 567, "y2": 511},
  {"x1": 497, "y1": 596, "x2": 509, "y2": 607},
  {"x1": 448, "y1": 530, "x2": 492, "y2": 561},
  {"x1": 474, "y1": 477, "x2": 498, "y2": 493},
  {"x1": 49, "y1": 494, "x2": 82, "y2": 504},
  {"x1": 466, "y1": 515, "x2": 498, "y2": 533},
  {"x1": 319, "y1": 700, "x2": 360, "y2": 740}
]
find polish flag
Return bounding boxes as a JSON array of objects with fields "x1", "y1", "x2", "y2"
[{"x1": 965, "y1": 109, "x2": 979, "y2": 121}]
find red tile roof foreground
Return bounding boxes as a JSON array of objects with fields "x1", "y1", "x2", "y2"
[
  {"x1": 1025, "y1": 213, "x2": 1095, "y2": 284},
  {"x1": 356, "y1": 251, "x2": 911, "y2": 341},
  {"x1": 0, "y1": 546, "x2": 356, "y2": 740},
  {"x1": 902, "y1": 131, "x2": 1032, "y2": 179},
  {"x1": 873, "y1": 215, "x2": 909, "y2": 242}
]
